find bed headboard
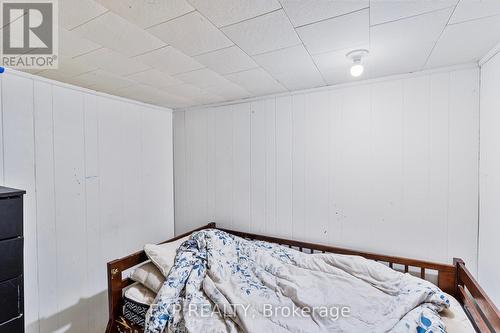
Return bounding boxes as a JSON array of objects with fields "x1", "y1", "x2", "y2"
[{"x1": 217, "y1": 227, "x2": 457, "y2": 296}]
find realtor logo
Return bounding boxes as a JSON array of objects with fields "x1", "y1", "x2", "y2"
[{"x1": 1, "y1": 0, "x2": 58, "y2": 69}]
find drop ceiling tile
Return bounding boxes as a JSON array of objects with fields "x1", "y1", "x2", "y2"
[
  {"x1": 426, "y1": 14, "x2": 500, "y2": 68},
  {"x1": 127, "y1": 69, "x2": 184, "y2": 90},
  {"x1": 73, "y1": 11, "x2": 166, "y2": 56},
  {"x1": 72, "y1": 70, "x2": 136, "y2": 90},
  {"x1": 281, "y1": 0, "x2": 368, "y2": 27},
  {"x1": 59, "y1": 28, "x2": 101, "y2": 58},
  {"x1": 222, "y1": 10, "x2": 301, "y2": 55},
  {"x1": 296, "y1": 9, "x2": 369, "y2": 55},
  {"x1": 193, "y1": 46, "x2": 258, "y2": 75},
  {"x1": 147, "y1": 11, "x2": 233, "y2": 56},
  {"x1": 192, "y1": 93, "x2": 226, "y2": 105},
  {"x1": 274, "y1": 71, "x2": 325, "y2": 91},
  {"x1": 253, "y1": 44, "x2": 315, "y2": 75},
  {"x1": 370, "y1": 7, "x2": 452, "y2": 48},
  {"x1": 188, "y1": 0, "x2": 281, "y2": 27},
  {"x1": 112, "y1": 84, "x2": 193, "y2": 108},
  {"x1": 166, "y1": 84, "x2": 225, "y2": 104},
  {"x1": 370, "y1": 0, "x2": 457, "y2": 26},
  {"x1": 18, "y1": 69, "x2": 45, "y2": 75},
  {"x1": 224, "y1": 68, "x2": 287, "y2": 96},
  {"x1": 51, "y1": 76, "x2": 94, "y2": 88},
  {"x1": 449, "y1": 0, "x2": 500, "y2": 24},
  {"x1": 95, "y1": 0, "x2": 194, "y2": 28},
  {"x1": 60, "y1": 0, "x2": 108, "y2": 30},
  {"x1": 366, "y1": 43, "x2": 428, "y2": 78},
  {"x1": 37, "y1": 57, "x2": 98, "y2": 80},
  {"x1": 76, "y1": 48, "x2": 150, "y2": 76},
  {"x1": 174, "y1": 68, "x2": 231, "y2": 88},
  {"x1": 133, "y1": 46, "x2": 204, "y2": 75},
  {"x1": 253, "y1": 44, "x2": 324, "y2": 90},
  {"x1": 204, "y1": 80, "x2": 251, "y2": 100},
  {"x1": 368, "y1": 8, "x2": 453, "y2": 76}
]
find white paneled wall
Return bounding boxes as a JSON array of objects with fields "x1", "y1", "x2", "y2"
[
  {"x1": 479, "y1": 52, "x2": 500, "y2": 307},
  {"x1": 0, "y1": 71, "x2": 174, "y2": 333},
  {"x1": 174, "y1": 67, "x2": 480, "y2": 272}
]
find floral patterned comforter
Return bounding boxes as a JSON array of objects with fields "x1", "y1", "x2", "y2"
[{"x1": 145, "y1": 229, "x2": 450, "y2": 333}]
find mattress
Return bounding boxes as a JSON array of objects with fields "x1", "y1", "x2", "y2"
[{"x1": 122, "y1": 283, "x2": 475, "y2": 332}]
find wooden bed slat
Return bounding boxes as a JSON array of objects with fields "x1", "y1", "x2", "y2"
[{"x1": 458, "y1": 285, "x2": 493, "y2": 333}]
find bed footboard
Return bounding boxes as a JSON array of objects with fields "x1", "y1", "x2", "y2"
[{"x1": 454, "y1": 258, "x2": 500, "y2": 333}]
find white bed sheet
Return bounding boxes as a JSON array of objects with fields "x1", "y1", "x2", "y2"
[{"x1": 442, "y1": 293, "x2": 475, "y2": 333}]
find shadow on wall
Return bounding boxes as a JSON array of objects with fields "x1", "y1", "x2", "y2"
[{"x1": 26, "y1": 290, "x2": 109, "y2": 333}]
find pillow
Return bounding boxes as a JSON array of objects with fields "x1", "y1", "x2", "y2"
[
  {"x1": 130, "y1": 262, "x2": 165, "y2": 293},
  {"x1": 144, "y1": 235, "x2": 190, "y2": 276},
  {"x1": 123, "y1": 282, "x2": 156, "y2": 305}
]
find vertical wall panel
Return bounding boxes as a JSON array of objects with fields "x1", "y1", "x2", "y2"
[
  {"x1": 33, "y1": 81, "x2": 58, "y2": 333},
  {"x1": 338, "y1": 85, "x2": 372, "y2": 250},
  {"x1": 304, "y1": 92, "x2": 329, "y2": 243},
  {"x1": 327, "y1": 91, "x2": 343, "y2": 244},
  {"x1": 53, "y1": 86, "x2": 88, "y2": 333},
  {"x1": 264, "y1": 99, "x2": 277, "y2": 235},
  {"x1": 121, "y1": 101, "x2": 143, "y2": 255},
  {"x1": 214, "y1": 106, "x2": 233, "y2": 228},
  {"x1": 97, "y1": 97, "x2": 125, "y2": 263},
  {"x1": 206, "y1": 108, "x2": 216, "y2": 223},
  {"x1": 479, "y1": 52, "x2": 500, "y2": 307},
  {"x1": 275, "y1": 96, "x2": 293, "y2": 239},
  {"x1": 370, "y1": 80, "x2": 404, "y2": 256},
  {"x1": 83, "y1": 93, "x2": 107, "y2": 332},
  {"x1": 448, "y1": 69, "x2": 480, "y2": 274},
  {"x1": 401, "y1": 76, "x2": 432, "y2": 260},
  {"x1": 1, "y1": 74, "x2": 39, "y2": 333},
  {"x1": 173, "y1": 111, "x2": 188, "y2": 234},
  {"x1": 174, "y1": 67, "x2": 480, "y2": 269},
  {"x1": 251, "y1": 100, "x2": 268, "y2": 233},
  {"x1": 185, "y1": 110, "x2": 209, "y2": 228},
  {"x1": 291, "y1": 94, "x2": 306, "y2": 240},
  {"x1": 428, "y1": 73, "x2": 451, "y2": 264},
  {"x1": 232, "y1": 104, "x2": 251, "y2": 232},
  {"x1": 141, "y1": 106, "x2": 174, "y2": 243}
]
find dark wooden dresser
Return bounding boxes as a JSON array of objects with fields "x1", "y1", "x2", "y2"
[{"x1": 0, "y1": 186, "x2": 25, "y2": 333}]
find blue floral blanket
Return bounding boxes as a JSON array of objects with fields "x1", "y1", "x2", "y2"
[{"x1": 145, "y1": 229, "x2": 450, "y2": 333}]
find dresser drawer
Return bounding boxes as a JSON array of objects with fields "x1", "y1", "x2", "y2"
[
  {"x1": 0, "y1": 197, "x2": 23, "y2": 240},
  {"x1": 0, "y1": 238, "x2": 23, "y2": 282},
  {"x1": 0, "y1": 276, "x2": 23, "y2": 325},
  {"x1": 0, "y1": 315, "x2": 23, "y2": 333}
]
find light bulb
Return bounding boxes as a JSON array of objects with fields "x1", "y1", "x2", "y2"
[{"x1": 350, "y1": 63, "x2": 364, "y2": 77}]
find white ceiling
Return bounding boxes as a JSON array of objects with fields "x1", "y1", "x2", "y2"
[{"x1": 24, "y1": 0, "x2": 500, "y2": 109}]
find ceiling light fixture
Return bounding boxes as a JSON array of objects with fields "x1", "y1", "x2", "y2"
[{"x1": 346, "y1": 49, "x2": 369, "y2": 77}]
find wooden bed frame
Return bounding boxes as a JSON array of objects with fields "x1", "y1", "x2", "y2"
[{"x1": 106, "y1": 223, "x2": 500, "y2": 333}]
